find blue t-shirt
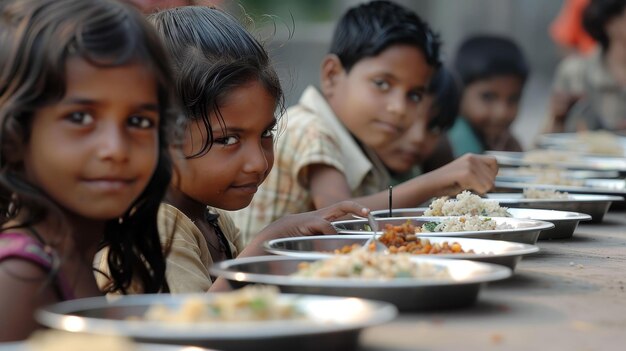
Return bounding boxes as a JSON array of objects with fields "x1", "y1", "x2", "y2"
[{"x1": 447, "y1": 117, "x2": 485, "y2": 157}]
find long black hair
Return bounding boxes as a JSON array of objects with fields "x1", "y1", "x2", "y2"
[
  {"x1": 147, "y1": 6, "x2": 284, "y2": 158},
  {"x1": 0, "y1": 0, "x2": 178, "y2": 294}
]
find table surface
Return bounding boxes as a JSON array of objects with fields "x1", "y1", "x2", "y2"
[{"x1": 360, "y1": 208, "x2": 626, "y2": 351}]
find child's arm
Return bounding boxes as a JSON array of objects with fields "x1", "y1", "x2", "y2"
[
  {"x1": 0, "y1": 260, "x2": 57, "y2": 341},
  {"x1": 234, "y1": 201, "x2": 369, "y2": 258},
  {"x1": 308, "y1": 154, "x2": 498, "y2": 210}
]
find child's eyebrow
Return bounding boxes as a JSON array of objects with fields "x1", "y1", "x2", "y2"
[
  {"x1": 378, "y1": 72, "x2": 428, "y2": 91},
  {"x1": 212, "y1": 118, "x2": 278, "y2": 134},
  {"x1": 63, "y1": 97, "x2": 159, "y2": 111}
]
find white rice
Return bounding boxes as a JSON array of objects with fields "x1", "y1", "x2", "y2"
[
  {"x1": 293, "y1": 250, "x2": 450, "y2": 279},
  {"x1": 424, "y1": 190, "x2": 510, "y2": 217},
  {"x1": 523, "y1": 188, "x2": 570, "y2": 199},
  {"x1": 423, "y1": 215, "x2": 512, "y2": 232}
]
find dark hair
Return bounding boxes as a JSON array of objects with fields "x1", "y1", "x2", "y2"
[
  {"x1": 427, "y1": 67, "x2": 461, "y2": 133},
  {"x1": 0, "y1": 0, "x2": 178, "y2": 294},
  {"x1": 147, "y1": 6, "x2": 284, "y2": 158},
  {"x1": 454, "y1": 35, "x2": 529, "y2": 86},
  {"x1": 329, "y1": 0, "x2": 441, "y2": 72},
  {"x1": 583, "y1": 0, "x2": 626, "y2": 51}
]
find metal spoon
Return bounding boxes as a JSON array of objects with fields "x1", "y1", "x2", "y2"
[{"x1": 362, "y1": 213, "x2": 388, "y2": 252}]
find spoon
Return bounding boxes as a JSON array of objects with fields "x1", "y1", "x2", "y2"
[{"x1": 362, "y1": 213, "x2": 388, "y2": 252}]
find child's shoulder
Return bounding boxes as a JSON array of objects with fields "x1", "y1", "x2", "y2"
[{"x1": 0, "y1": 232, "x2": 56, "y2": 271}]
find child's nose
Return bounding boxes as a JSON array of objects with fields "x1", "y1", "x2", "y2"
[
  {"x1": 242, "y1": 141, "x2": 270, "y2": 174},
  {"x1": 386, "y1": 92, "x2": 407, "y2": 118},
  {"x1": 97, "y1": 123, "x2": 129, "y2": 162}
]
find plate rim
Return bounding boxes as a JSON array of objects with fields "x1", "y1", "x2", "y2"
[{"x1": 36, "y1": 293, "x2": 398, "y2": 340}]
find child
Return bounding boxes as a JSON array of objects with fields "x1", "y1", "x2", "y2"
[
  {"x1": 0, "y1": 0, "x2": 178, "y2": 341},
  {"x1": 445, "y1": 35, "x2": 529, "y2": 157},
  {"x1": 374, "y1": 67, "x2": 461, "y2": 184},
  {"x1": 232, "y1": 0, "x2": 498, "y2": 241},
  {"x1": 545, "y1": 0, "x2": 626, "y2": 133},
  {"x1": 114, "y1": 6, "x2": 368, "y2": 293}
]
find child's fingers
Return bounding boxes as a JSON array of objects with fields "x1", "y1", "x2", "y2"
[{"x1": 319, "y1": 201, "x2": 369, "y2": 221}]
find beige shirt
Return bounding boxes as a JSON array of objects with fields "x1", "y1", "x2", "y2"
[
  {"x1": 96, "y1": 203, "x2": 243, "y2": 294},
  {"x1": 553, "y1": 49, "x2": 626, "y2": 131},
  {"x1": 230, "y1": 86, "x2": 390, "y2": 244}
]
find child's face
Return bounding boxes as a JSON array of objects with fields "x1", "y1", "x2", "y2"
[
  {"x1": 324, "y1": 45, "x2": 434, "y2": 149},
  {"x1": 460, "y1": 75, "x2": 524, "y2": 141},
  {"x1": 375, "y1": 95, "x2": 439, "y2": 174},
  {"x1": 176, "y1": 80, "x2": 276, "y2": 211},
  {"x1": 23, "y1": 57, "x2": 160, "y2": 220}
]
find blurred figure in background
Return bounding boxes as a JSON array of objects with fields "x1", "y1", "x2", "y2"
[
  {"x1": 545, "y1": 0, "x2": 626, "y2": 133},
  {"x1": 439, "y1": 35, "x2": 529, "y2": 157}
]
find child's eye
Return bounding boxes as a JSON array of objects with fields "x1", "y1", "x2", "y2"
[
  {"x1": 67, "y1": 111, "x2": 94, "y2": 125},
  {"x1": 261, "y1": 126, "x2": 277, "y2": 138},
  {"x1": 480, "y1": 92, "x2": 497, "y2": 102},
  {"x1": 372, "y1": 79, "x2": 390, "y2": 91},
  {"x1": 128, "y1": 115, "x2": 156, "y2": 129},
  {"x1": 215, "y1": 136, "x2": 238, "y2": 146},
  {"x1": 408, "y1": 91, "x2": 423, "y2": 103}
]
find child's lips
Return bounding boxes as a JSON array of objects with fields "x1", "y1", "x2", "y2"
[
  {"x1": 82, "y1": 177, "x2": 135, "y2": 191},
  {"x1": 231, "y1": 182, "x2": 259, "y2": 194},
  {"x1": 373, "y1": 120, "x2": 402, "y2": 135}
]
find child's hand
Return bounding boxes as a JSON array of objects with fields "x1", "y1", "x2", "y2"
[
  {"x1": 259, "y1": 201, "x2": 370, "y2": 239},
  {"x1": 428, "y1": 153, "x2": 498, "y2": 196},
  {"x1": 548, "y1": 92, "x2": 583, "y2": 132}
]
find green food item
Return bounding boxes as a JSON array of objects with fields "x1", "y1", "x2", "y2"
[
  {"x1": 395, "y1": 270, "x2": 413, "y2": 278},
  {"x1": 352, "y1": 264, "x2": 363, "y2": 274},
  {"x1": 249, "y1": 297, "x2": 268, "y2": 312},
  {"x1": 422, "y1": 222, "x2": 438, "y2": 232},
  {"x1": 364, "y1": 224, "x2": 372, "y2": 231}
]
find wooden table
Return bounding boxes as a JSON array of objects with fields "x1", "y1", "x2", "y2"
[{"x1": 360, "y1": 209, "x2": 626, "y2": 351}]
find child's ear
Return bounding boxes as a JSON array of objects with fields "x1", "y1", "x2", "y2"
[{"x1": 320, "y1": 54, "x2": 344, "y2": 98}]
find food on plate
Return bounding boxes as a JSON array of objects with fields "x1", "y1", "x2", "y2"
[
  {"x1": 334, "y1": 222, "x2": 475, "y2": 255},
  {"x1": 523, "y1": 188, "x2": 570, "y2": 199},
  {"x1": 424, "y1": 191, "x2": 510, "y2": 217},
  {"x1": 293, "y1": 250, "x2": 450, "y2": 279},
  {"x1": 27, "y1": 330, "x2": 137, "y2": 351},
  {"x1": 522, "y1": 150, "x2": 578, "y2": 163},
  {"x1": 574, "y1": 131, "x2": 623, "y2": 156},
  {"x1": 143, "y1": 285, "x2": 301, "y2": 322},
  {"x1": 425, "y1": 215, "x2": 512, "y2": 232}
]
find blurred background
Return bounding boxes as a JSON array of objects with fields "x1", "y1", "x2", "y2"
[{"x1": 136, "y1": 0, "x2": 573, "y2": 149}]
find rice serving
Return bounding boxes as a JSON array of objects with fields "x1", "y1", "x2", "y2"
[
  {"x1": 423, "y1": 215, "x2": 512, "y2": 232},
  {"x1": 425, "y1": 191, "x2": 510, "y2": 217},
  {"x1": 523, "y1": 188, "x2": 570, "y2": 199},
  {"x1": 293, "y1": 250, "x2": 450, "y2": 279}
]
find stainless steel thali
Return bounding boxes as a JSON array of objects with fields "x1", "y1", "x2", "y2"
[
  {"x1": 36, "y1": 293, "x2": 397, "y2": 351},
  {"x1": 264, "y1": 235, "x2": 539, "y2": 270},
  {"x1": 209, "y1": 255, "x2": 511, "y2": 311},
  {"x1": 0, "y1": 342, "x2": 216, "y2": 351},
  {"x1": 485, "y1": 193, "x2": 623, "y2": 223},
  {"x1": 332, "y1": 216, "x2": 554, "y2": 244},
  {"x1": 487, "y1": 150, "x2": 626, "y2": 174},
  {"x1": 368, "y1": 207, "x2": 591, "y2": 240},
  {"x1": 535, "y1": 132, "x2": 626, "y2": 157},
  {"x1": 494, "y1": 178, "x2": 626, "y2": 197}
]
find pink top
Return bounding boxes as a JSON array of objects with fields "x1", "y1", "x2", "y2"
[{"x1": 0, "y1": 232, "x2": 74, "y2": 300}]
